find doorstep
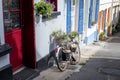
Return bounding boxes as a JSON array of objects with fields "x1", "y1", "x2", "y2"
[{"x1": 13, "y1": 67, "x2": 40, "y2": 80}]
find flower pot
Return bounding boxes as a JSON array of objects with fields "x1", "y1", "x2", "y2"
[
  {"x1": 107, "y1": 27, "x2": 112, "y2": 36},
  {"x1": 99, "y1": 36, "x2": 105, "y2": 41}
]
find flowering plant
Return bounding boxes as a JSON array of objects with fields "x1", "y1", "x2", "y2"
[{"x1": 35, "y1": 0, "x2": 54, "y2": 17}]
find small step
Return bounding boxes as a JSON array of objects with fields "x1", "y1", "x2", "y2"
[{"x1": 13, "y1": 68, "x2": 40, "y2": 80}]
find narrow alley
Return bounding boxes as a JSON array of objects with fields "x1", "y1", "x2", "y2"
[
  {"x1": 0, "y1": 0, "x2": 120, "y2": 80},
  {"x1": 33, "y1": 32, "x2": 120, "y2": 80},
  {"x1": 66, "y1": 32, "x2": 120, "y2": 80}
]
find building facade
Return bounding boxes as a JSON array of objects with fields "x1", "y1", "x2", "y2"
[
  {"x1": 98, "y1": 0, "x2": 120, "y2": 36},
  {"x1": 1, "y1": 0, "x2": 120, "y2": 79}
]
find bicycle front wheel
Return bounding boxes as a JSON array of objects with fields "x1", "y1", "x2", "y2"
[
  {"x1": 56, "y1": 48, "x2": 68, "y2": 72},
  {"x1": 71, "y1": 44, "x2": 81, "y2": 64}
]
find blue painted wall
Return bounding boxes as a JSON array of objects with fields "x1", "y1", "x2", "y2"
[
  {"x1": 78, "y1": 0, "x2": 84, "y2": 34},
  {"x1": 95, "y1": 0, "x2": 99, "y2": 23},
  {"x1": 66, "y1": 0, "x2": 72, "y2": 33},
  {"x1": 88, "y1": 0, "x2": 93, "y2": 28}
]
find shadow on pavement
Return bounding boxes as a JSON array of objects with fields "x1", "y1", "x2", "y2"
[
  {"x1": 66, "y1": 58, "x2": 120, "y2": 80},
  {"x1": 107, "y1": 32, "x2": 120, "y2": 43},
  {"x1": 66, "y1": 32, "x2": 120, "y2": 80}
]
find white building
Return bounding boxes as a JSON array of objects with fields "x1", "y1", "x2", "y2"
[
  {"x1": 1, "y1": 0, "x2": 119, "y2": 79},
  {"x1": 98, "y1": 0, "x2": 120, "y2": 35}
]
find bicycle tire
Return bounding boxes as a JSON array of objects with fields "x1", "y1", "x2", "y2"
[
  {"x1": 71, "y1": 44, "x2": 81, "y2": 64},
  {"x1": 56, "y1": 48, "x2": 68, "y2": 72}
]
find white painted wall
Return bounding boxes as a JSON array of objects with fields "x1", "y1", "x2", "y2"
[
  {"x1": 98, "y1": 0, "x2": 120, "y2": 37},
  {"x1": 34, "y1": 0, "x2": 66, "y2": 61},
  {"x1": 100, "y1": 0, "x2": 112, "y2": 11},
  {"x1": 100, "y1": 0, "x2": 120, "y2": 19},
  {"x1": 84, "y1": 0, "x2": 97, "y2": 37},
  {"x1": 83, "y1": 0, "x2": 89, "y2": 39},
  {"x1": 71, "y1": 0, "x2": 76, "y2": 31},
  {"x1": 0, "y1": 1, "x2": 10, "y2": 68}
]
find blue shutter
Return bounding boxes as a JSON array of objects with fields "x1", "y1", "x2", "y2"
[
  {"x1": 66, "y1": 0, "x2": 72, "y2": 33},
  {"x1": 78, "y1": 0, "x2": 84, "y2": 34},
  {"x1": 95, "y1": 0, "x2": 99, "y2": 22},
  {"x1": 88, "y1": 0, "x2": 93, "y2": 28}
]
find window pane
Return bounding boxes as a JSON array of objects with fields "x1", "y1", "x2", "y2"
[
  {"x1": 4, "y1": 12, "x2": 20, "y2": 32},
  {"x1": 3, "y1": 12, "x2": 10, "y2": 19},
  {"x1": 3, "y1": 0, "x2": 9, "y2": 10},
  {"x1": 10, "y1": 12, "x2": 20, "y2": 28},
  {"x1": 10, "y1": 0, "x2": 20, "y2": 10}
]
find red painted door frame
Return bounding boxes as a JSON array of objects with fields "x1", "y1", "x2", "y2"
[
  {"x1": 3, "y1": 0, "x2": 36, "y2": 70},
  {"x1": 22, "y1": 0, "x2": 36, "y2": 68}
]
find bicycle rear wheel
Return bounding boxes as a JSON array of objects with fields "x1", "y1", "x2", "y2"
[{"x1": 71, "y1": 44, "x2": 81, "y2": 64}]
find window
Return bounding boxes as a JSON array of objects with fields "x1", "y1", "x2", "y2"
[{"x1": 3, "y1": 0, "x2": 21, "y2": 32}]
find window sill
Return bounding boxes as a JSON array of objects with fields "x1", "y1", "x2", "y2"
[
  {"x1": 0, "y1": 44, "x2": 12, "y2": 57},
  {"x1": 42, "y1": 11, "x2": 61, "y2": 21}
]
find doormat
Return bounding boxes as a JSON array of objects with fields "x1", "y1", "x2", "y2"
[{"x1": 13, "y1": 68, "x2": 40, "y2": 80}]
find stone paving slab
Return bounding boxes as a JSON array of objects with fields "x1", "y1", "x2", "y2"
[
  {"x1": 66, "y1": 58, "x2": 120, "y2": 80},
  {"x1": 33, "y1": 65, "x2": 82, "y2": 80},
  {"x1": 100, "y1": 68, "x2": 120, "y2": 76},
  {"x1": 33, "y1": 32, "x2": 120, "y2": 80}
]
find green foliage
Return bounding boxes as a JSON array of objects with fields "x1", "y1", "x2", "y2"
[
  {"x1": 51, "y1": 30, "x2": 67, "y2": 41},
  {"x1": 34, "y1": 0, "x2": 54, "y2": 17},
  {"x1": 68, "y1": 31, "x2": 79, "y2": 39},
  {"x1": 79, "y1": 62, "x2": 86, "y2": 65},
  {"x1": 108, "y1": 24, "x2": 112, "y2": 28},
  {"x1": 91, "y1": 21, "x2": 95, "y2": 25},
  {"x1": 112, "y1": 27, "x2": 117, "y2": 33},
  {"x1": 99, "y1": 32, "x2": 105, "y2": 38},
  {"x1": 68, "y1": 31, "x2": 80, "y2": 42}
]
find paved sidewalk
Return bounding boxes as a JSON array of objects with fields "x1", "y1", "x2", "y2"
[
  {"x1": 66, "y1": 32, "x2": 120, "y2": 80},
  {"x1": 33, "y1": 42, "x2": 105, "y2": 80},
  {"x1": 33, "y1": 32, "x2": 120, "y2": 80}
]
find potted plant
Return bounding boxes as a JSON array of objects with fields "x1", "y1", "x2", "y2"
[
  {"x1": 91, "y1": 21, "x2": 96, "y2": 26},
  {"x1": 68, "y1": 31, "x2": 79, "y2": 42},
  {"x1": 51, "y1": 30, "x2": 67, "y2": 44},
  {"x1": 34, "y1": 0, "x2": 54, "y2": 17},
  {"x1": 99, "y1": 32, "x2": 105, "y2": 41},
  {"x1": 107, "y1": 24, "x2": 112, "y2": 36}
]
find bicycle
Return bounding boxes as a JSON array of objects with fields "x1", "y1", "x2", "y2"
[{"x1": 47, "y1": 34, "x2": 81, "y2": 72}]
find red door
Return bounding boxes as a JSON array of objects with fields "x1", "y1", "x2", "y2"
[
  {"x1": 3, "y1": 0, "x2": 36, "y2": 71},
  {"x1": 3, "y1": 0, "x2": 23, "y2": 71}
]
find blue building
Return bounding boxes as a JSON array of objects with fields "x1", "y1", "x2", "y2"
[{"x1": 66, "y1": 0, "x2": 100, "y2": 45}]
